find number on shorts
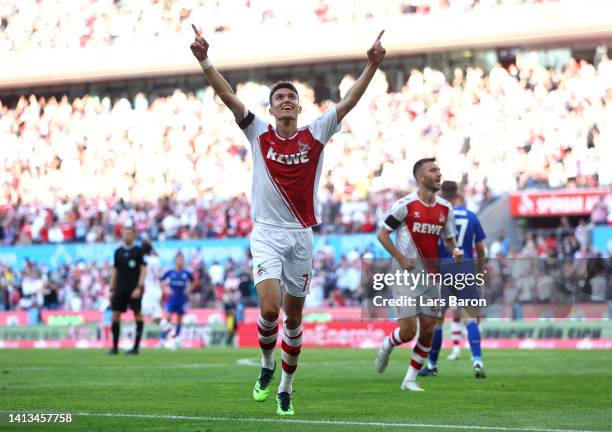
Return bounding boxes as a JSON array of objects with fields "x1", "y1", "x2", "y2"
[{"x1": 302, "y1": 273, "x2": 309, "y2": 292}]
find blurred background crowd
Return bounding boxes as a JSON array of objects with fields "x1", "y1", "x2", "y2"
[
  {"x1": 1, "y1": 223, "x2": 609, "y2": 312},
  {"x1": 2, "y1": 56, "x2": 610, "y2": 246},
  {"x1": 1, "y1": 0, "x2": 610, "y2": 314}
]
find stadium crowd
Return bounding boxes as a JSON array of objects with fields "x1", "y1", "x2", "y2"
[
  {"x1": 0, "y1": 220, "x2": 609, "y2": 313},
  {"x1": 1, "y1": 55, "x2": 611, "y2": 246},
  {"x1": 1, "y1": 0, "x2": 561, "y2": 53}
]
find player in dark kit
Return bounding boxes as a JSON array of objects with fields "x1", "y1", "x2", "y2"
[{"x1": 108, "y1": 223, "x2": 147, "y2": 355}]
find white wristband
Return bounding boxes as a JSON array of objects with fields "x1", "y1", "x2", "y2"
[{"x1": 199, "y1": 58, "x2": 212, "y2": 70}]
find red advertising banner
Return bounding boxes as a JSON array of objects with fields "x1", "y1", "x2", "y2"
[
  {"x1": 239, "y1": 321, "x2": 397, "y2": 349},
  {"x1": 2, "y1": 319, "x2": 611, "y2": 350},
  {"x1": 236, "y1": 322, "x2": 612, "y2": 350},
  {"x1": 510, "y1": 189, "x2": 610, "y2": 217},
  {"x1": 0, "y1": 339, "x2": 204, "y2": 349},
  {"x1": 0, "y1": 307, "x2": 364, "y2": 326},
  {"x1": 1, "y1": 337, "x2": 611, "y2": 350},
  {"x1": 0, "y1": 305, "x2": 608, "y2": 326}
]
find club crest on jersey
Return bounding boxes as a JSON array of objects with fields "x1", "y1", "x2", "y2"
[
  {"x1": 266, "y1": 147, "x2": 309, "y2": 165},
  {"x1": 439, "y1": 213, "x2": 446, "y2": 223},
  {"x1": 298, "y1": 141, "x2": 309, "y2": 153},
  {"x1": 414, "y1": 211, "x2": 420, "y2": 218}
]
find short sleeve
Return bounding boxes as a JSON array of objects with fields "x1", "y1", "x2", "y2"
[
  {"x1": 138, "y1": 249, "x2": 146, "y2": 266},
  {"x1": 383, "y1": 201, "x2": 408, "y2": 231},
  {"x1": 444, "y1": 207, "x2": 457, "y2": 239},
  {"x1": 238, "y1": 108, "x2": 268, "y2": 144},
  {"x1": 187, "y1": 271, "x2": 195, "y2": 282},
  {"x1": 160, "y1": 271, "x2": 170, "y2": 281},
  {"x1": 113, "y1": 249, "x2": 119, "y2": 268},
  {"x1": 473, "y1": 214, "x2": 486, "y2": 243},
  {"x1": 308, "y1": 108, "x2": 340, "y2": 146}
]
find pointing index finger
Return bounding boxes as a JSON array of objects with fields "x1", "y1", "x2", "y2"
[
  {"x1": 375, "y1": 29, "x2": 385, "y2": 42},
  {"x1": 191, "y1": 24, "x2": 201, "y2": 38}
]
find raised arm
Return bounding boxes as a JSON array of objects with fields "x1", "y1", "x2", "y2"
[
  {"x1": 335, "y1": 30, "x2": 386, "y2": 122},
  {"x1": 190, "y1": 24, "x2": 246, "y2": 123}
]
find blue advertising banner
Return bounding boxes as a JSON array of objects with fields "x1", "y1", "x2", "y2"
[
  {"x1": 592, "y1": 226, "x2": 612, "y2": 255},
  {"x1": 0, "y1": 233, "x2": 389, "y2": 269}
]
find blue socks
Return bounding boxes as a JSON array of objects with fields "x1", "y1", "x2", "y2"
[
  {"x1": 466, "y1": 320, "x2": 482, "y2": 364},
  {"x1": 428, "y1": 325, "x2": 443, "y2": 368}
]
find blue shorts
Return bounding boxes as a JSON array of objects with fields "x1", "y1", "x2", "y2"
[
  {"x1": 440, "y1": 263, "x2": 481, "y2": 308},
  {"x1": 166, "y1": 296, "x2": 188, "y2": 315},
  {"x1": 441, "y1": 282, "x2": 481, "y2": 305}
]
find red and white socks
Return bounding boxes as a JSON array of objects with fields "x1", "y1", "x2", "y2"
[
  {"x1": 382, "y1": 327, "x2": 404, "y2": 353},
  {"x1": 257, "y1": 316, "x2": 278, "y2": 370},
  {"x1": 257, "y1": 316, "x2": 303, "y2": 394},
  {"x1": 448, "y1": 319, "x2": 463, "y2": 360},
  {"x1": 404, "y1": 341, "x2": 432, "y2": 383},
  {"x1": 279, "y1": 325, "x2": 302, "y2": 394}
]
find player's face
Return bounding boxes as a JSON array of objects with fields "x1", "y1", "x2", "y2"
[
  {"x1": 269, "y1": 88, "x2": 301, "y2": 121},
  {"x1": 123, "y1": 227, "x2": 136, "y2": 245},
  {"x1": 175, "y1": 254, "x2": 184, "y2": 269},
  {"x1": 419, "y1": 162, "x2": 442, "y2": 192}
]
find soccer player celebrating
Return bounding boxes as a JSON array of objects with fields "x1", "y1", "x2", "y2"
[
  {"x1": 190, "y1": 24, "x2": 386, "y2": 415},
  {"x1": 375, "y1": 158, "x2": 463, "y2": 391},
  {"x1": 141, "y1": 240, "x2": 173, "y2": 348},
  {"x1": 108, "y1": 222, "x2": 147, "y2": 355},
  {"x1": 161, "y1": 252, "x2": 195, "y2": 349},
  {"x1": 419, "y1": 180, "x2": 487, "y2": 378}
]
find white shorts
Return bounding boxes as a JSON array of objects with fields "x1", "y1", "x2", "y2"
[
  {"x1": 391, "y1": 283, "x2": 443, "y2": 320},
  {"x1": 141, "y1": 293, "x2": 163, "y2": 319},
  {"x1": 250, "y1": 223, "x2": 313, "y2": 298}
]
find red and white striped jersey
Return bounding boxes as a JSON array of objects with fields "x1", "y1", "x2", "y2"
[
  {"x1": 239, "y1": 108, "x2": 339, "y2": 228},
  {"x1": 383, "y1": 192, "x2": 456, "y2": 268}
]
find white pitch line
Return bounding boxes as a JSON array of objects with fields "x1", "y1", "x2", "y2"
[
  {"x1": 235, "y1": 358, "x2": 373, "y2": 367},
  {"x1": 74, "y1": 411, "x2": 608, "y2": 432}
]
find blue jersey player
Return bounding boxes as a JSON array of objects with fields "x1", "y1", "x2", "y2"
[
  {"x1": 419, "y1": 181, "x2": 487, "y2": 379},
  {"x1": 160, "y1": 252, "x2": 194, "y2": 348}
]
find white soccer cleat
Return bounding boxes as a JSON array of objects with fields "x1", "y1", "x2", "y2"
[
  {"x1": 164, "y1": 337, "x2": 178, "y2": 351},
  {"x1": 400, "y1": 380, "x2": 425, "y2": 392},
  {"x1": 375, "y1": 346, "x2": 391, "y2": 373},
  {"x1": 447, "y1": 349, "x2": 461, "y2": 361},
  {"x1": 172, "y1": 337, "x2": 181, "y2": 351}
]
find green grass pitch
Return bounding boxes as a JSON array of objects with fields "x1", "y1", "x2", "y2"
[{"x1": 1, "y1": 348, "x2": 611, "y2": 431}]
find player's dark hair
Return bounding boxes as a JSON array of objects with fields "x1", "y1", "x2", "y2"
[
  {"x1": 412, "y1": 157, "x2": 436, "y2": 178},
  {"x1": 440, "y1": 180, "x2": 459, "y2": 201},
  {"x1": 269, "y1": 81, "x2": 299, "y2": 106}
]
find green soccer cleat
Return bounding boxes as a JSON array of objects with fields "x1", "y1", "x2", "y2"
[
  {"x1": 276, "y1": 392, "x2": 294, "y2": 416},
  {"x1": 252, "y1": 365, "x2": 275, "y2": 402}
]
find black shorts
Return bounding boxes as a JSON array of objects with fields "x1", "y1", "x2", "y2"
[{"x1": 111, "y1": 288, "x2": 142, "y2": 313}]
